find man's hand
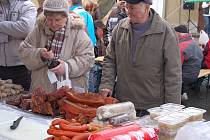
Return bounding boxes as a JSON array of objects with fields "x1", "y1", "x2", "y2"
[
  {"x1": 100, "y1": 88, "x2": 112, "y2": 97},
  {"x1": 40, "y1": 48, "x2": 54, "y2": 60},
  {"x1": 49, "y1": 59, "x2": 65, "y2": 75}
]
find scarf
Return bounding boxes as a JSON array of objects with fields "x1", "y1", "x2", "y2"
[{"x1": 46, "y1": 27, "x2": 66, "y2": 60}]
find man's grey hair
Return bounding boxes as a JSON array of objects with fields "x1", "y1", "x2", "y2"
[{"x1": 71, "y1": 0, "x2": 82, "y2": 5}]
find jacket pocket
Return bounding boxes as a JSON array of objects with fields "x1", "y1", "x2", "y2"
[{"x1": 143, "y1": 73, "x2": 163, "y2": 99}]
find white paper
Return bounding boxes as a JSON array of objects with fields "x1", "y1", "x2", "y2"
[
  {"x1": 47, "y1": 70, "x2": 58, "y2": 84},
  {"x1": 57, "y1": 79, "x2": 72, "y2": 89}
]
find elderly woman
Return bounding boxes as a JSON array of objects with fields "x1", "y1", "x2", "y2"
[{"x1": 19, "y1": 0, "x2": 95, "y2": 93}]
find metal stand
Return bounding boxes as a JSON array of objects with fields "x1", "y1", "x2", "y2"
[{"x1": 186, "y1": 9, "x2": 198, "y2": 32}]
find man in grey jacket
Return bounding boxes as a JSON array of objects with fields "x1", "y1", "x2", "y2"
[
  {"x1": 99, "y1": 0, "x2": 182, "y2": 117},
  {"x1": 0, "y1": 0, "x2": 37, "y2": 91}
]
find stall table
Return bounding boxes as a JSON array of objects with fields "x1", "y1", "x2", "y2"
[
  {"x1": 198, "y1": 69, "x2": 210, "y2": 109},
  {"x1": 0, "y1": 103, "x2": 52, "y2": 140}
]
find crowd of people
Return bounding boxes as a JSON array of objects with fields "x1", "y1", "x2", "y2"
[{"x1": 1, "y1": 0, "x2": 210, "y2": 117}]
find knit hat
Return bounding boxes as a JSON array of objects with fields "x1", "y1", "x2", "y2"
[
  {"x1": 43, "y1": 0, "x2": 69, "y2": 15},
  {"x1": 125, "y1": 0, "x2": 153, "y2": 5},
  {"x1": 174, "y1": 25, "x2": 188, "y2": 33}
]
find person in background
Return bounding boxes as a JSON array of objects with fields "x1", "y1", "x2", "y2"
[
  {"x1": 0, "y1": 0, "x2": 37, "y2": 91},
  {"x1": 203, "y1": 39, "x2": 210, "y2": 69},
  {"x1": 88, "y1": 20, "x2": 106, "y2": 92},
  {"x1": 202, "y1": 2, "x2": 210, "y2": 36},
  {"x1": 83, "y1": 0, "x2": 101, "y2": 21},
  {"x1": 19, "y1": 0, "x2": 95, "y2": 93},
  {"x1": 94, "y1": 20, "x2": 107, "y2": 57},
  {"x1": 105, "y1": 0, "x2": 127, "y2": 45},
  {"x1": 99, "y1": 0, "x2": 182, "y2": 117},
  {"x1": 174, "y1": 25, "x2": 203, "y2": 101},
  {"x1": 68, "y1": 0, "x2": 96, "y2": 46},
  {"x1": 37, "y1": 0, "x2": 45, "y2": 15}
]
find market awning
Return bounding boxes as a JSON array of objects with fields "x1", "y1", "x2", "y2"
[{"x1": 185, "y1": 0, "x2": 210, "y2": 2}]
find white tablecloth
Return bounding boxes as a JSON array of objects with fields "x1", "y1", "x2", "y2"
[{"x1": 0, "y1": 103, "x2": 52, "y2": 140}]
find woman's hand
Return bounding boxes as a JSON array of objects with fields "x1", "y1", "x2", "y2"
[
  {"x1": 49, "y1": 59, "x2": 65, "y2": 75},
  {"x1": 40, "y1": 48, "x2": 54, "y2": 60}
]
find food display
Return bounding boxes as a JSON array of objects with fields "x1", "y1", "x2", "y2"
[
  {"x1": 181, "y1": 107, "x2": 206, "y2": 121},
  {"x1": 157, "y1": 112, "x2": 190, "y2": 133},
  {"x1": 0, "y1": 82, "x2": 208, "y2": 140},
  {"x1": 146, "y1": 103, "x2": 208, "y2": 140},
  {"x1": 0, "y1": 79, "x2": 24, "y2": 98},
  {"x1": 160, "y1": 103, "x2": 185, "y2": 112},
  {"x1": 96, "y1": 101, "x2": 135, "y2": 120},
  {"x1": 31, "y1": 87, "x2": 68, "y2": 116},
  {"x1": 109, "y1": 112, "x2": 136, "y2": 126},
  {"x1": 45, "y1": 118, "x2": 112, "y2": 140},
  {"x1": 5, "y1": 86, "x2": 118, "y2": 123},
  {"x1": 95, "y1": 102, "x2": 137, "y2": 126},
  {"x1": 148, "y1": 103, "x2": 186, "y2": 120},
  {"x1": 147, "y1": 107, "x2": 171, "y2": 119},
  {"x1": 155, "y1": 112, "x2": 190, "y2": 140},
  {"x1": 61, "y1": 90, "x2": 118, "y2": 123}
]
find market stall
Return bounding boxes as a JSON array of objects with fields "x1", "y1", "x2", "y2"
[{"x1": 0, "y1": 79, "x2": 210, "y2": 140}]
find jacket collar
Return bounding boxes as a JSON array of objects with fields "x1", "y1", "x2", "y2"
[
  {"x1": 37, "y1": 13, "x2": 85, "y2": 36},
  {"x1": 120, "y1": 8, "x2": 165, "y2": 35}
]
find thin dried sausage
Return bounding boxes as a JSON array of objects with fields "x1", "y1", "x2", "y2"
[
  {"x1": 52, "y1": 119, "x2": 70, "y2": 126},
  {"x1": 47, "y1": 129, "x2": 81, "y2": 137},
  {"x1": 62, "y1": 100, "x2": 96, "y2": 117},
  {"x1": 60, "y1": 123, "x2": 88, "y2": 132}
]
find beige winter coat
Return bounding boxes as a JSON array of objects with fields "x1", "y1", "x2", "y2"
[{"x1": 19, "y1": 14, "x2": 95, "y2": 93}]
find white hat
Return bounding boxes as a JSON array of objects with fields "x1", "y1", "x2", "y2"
[{"x1": 43, "y1": 0, "x2": 69, "y2": 15}]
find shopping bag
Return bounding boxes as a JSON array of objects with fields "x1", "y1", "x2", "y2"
[
  {"x1": 57, "y1": 62, "x2": 72, "y2": 89},
  {"x1": 199, "y1": 30, "x2": 209, "y2": 45}
]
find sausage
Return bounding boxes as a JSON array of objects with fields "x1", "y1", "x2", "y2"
[
  {"x1": 54, "y1": 137, "x2": 61, "y2": 140},
  {"x1": 47, "y1": 87, "x2": 69, "y2": 101},
  {"x1": 60, "y1": 136, "x2": 71, "y2": 140},
  {"x1": 47, "y1": 129, "x2": 81, "y2": 137},
  {"x1": 71, "y1": 133, "x2": 91, "y2": 140},
  {"x1": 60, "y1": 121, "x2": 81, "y2": 127},
  {"x1": 52, "y1": 119, "x2": 70, "y2": 126},
  {"x1": 62, "y1": 100, "x2": 96, "y2": 117},
  {"x1": 65, "y1": 92, "x2": 105, "y2": 107},
  {"x1": 67, "y1": 119, "x2": 77, "y2": 123},
  {"x1": 60, "y1": 123, "x2": 88, "y2": 132},
  {"x1": 68, "y1": 122, "x2": 81, "y2": 126},
  {"x1": 50, "y1": 125, "x2": 60, "y2": 130}
]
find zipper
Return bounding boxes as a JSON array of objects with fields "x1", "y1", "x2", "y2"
[{"x1": 3, "y1": 43, "x2": 7, "y2": 66}]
